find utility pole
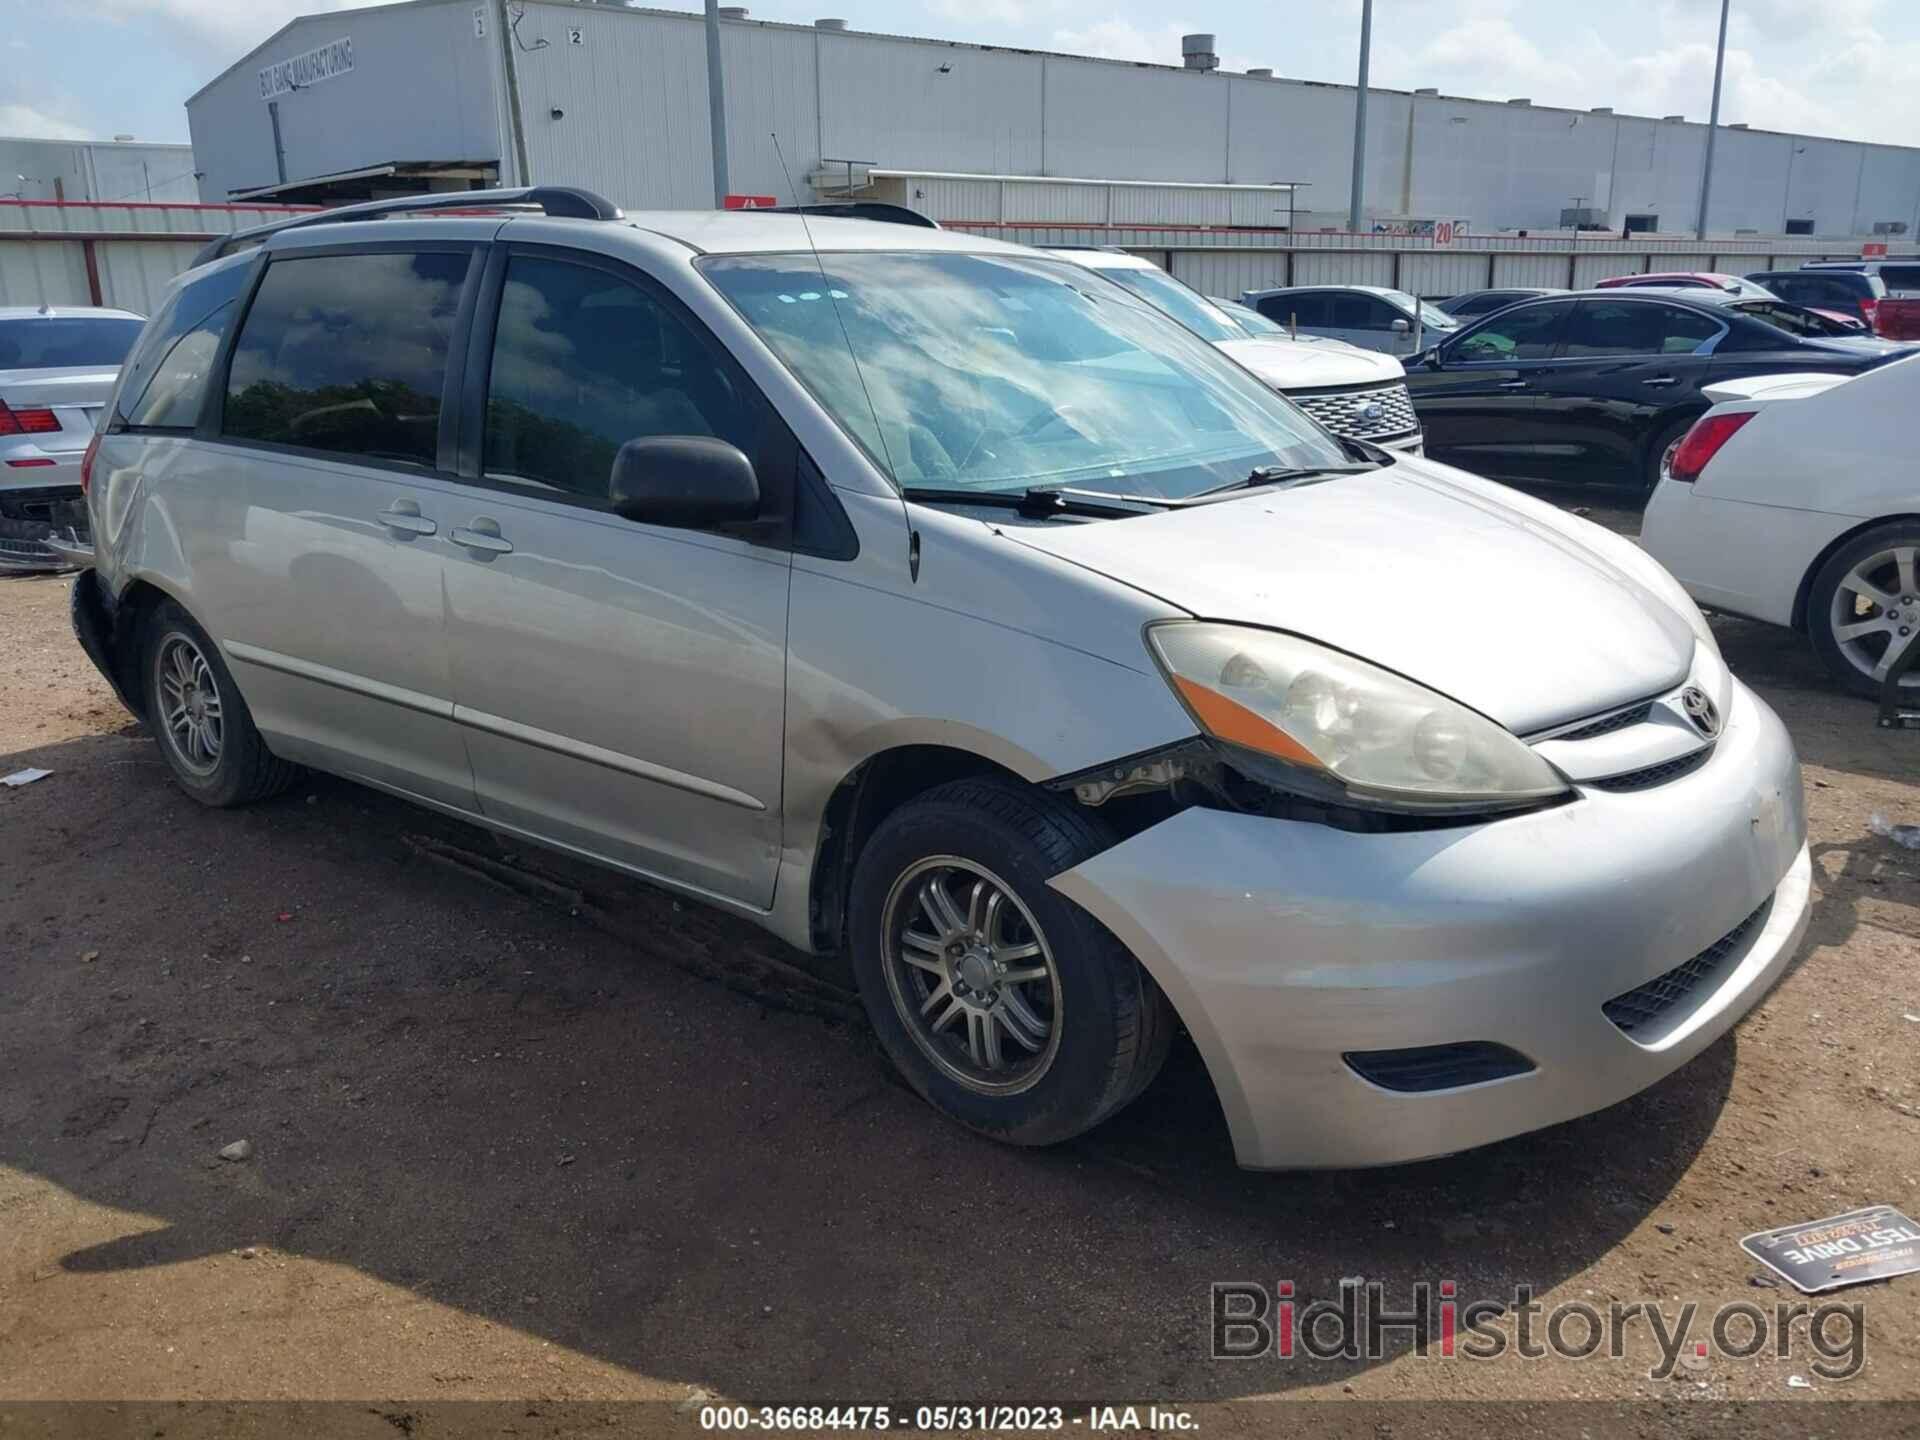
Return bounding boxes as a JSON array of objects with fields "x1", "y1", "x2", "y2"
[
  {"x1": 1695, "y1": 0, "x2": 1730, "y2": 240},
  {"x1": 493, "y1": 0, "x2": 532, "y2": 186},
  {"x1": 705, "y1": 0, "x2": 731, "y2": 207},
  {"x1": 1348, "y1": 0, "x2": 1372, "y2": 232}
]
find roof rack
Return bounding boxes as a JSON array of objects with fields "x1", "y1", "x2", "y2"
[
  {"x1": 768, "y1": 201, "x2": 940, "y2": 229},
  {"x1": 191, "y1": 185, "x2": 624, "y2": 268}
]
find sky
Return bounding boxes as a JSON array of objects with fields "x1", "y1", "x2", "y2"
[{"x1": 3, "y1": 0, "x2": 1918, "y2": 153}]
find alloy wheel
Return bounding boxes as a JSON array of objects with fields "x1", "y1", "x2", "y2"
[
  {"x1": 1829, "y1": 544, "x2": 1920, "y2": 688},
  {"x1": 155, "y1": 632, "x2": 224, "y2": 775},
  {"x1": 880, "y1": 856, "x2": 1063, "y2": 1096}
]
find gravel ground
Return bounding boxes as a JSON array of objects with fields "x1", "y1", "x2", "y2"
[{"x1": 1, "y1": 496, "x2": 1916, "y2": 1422}]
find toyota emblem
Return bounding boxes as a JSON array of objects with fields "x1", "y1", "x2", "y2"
[{"x1": 1680, "y1": 686, "x2": 1721, "y2": 738}]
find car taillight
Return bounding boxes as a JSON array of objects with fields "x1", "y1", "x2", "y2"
[
  {"x1": 1667, "y1": 411, "x2": 1755, "y2": 483},
  {"x1": 79, "y1": 430, "x2": 101, "y2": 495},
  {"x1": 1862, "y1": 297, "x2": 1881, "y2": 333},
  {"x1": 0, "y1": 399, "x2": 60, "y2": 434}
]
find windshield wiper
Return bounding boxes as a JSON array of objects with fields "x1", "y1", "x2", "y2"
[
  {"x1": 1192, "y1": 462, "x2": 1380, "y2": 499},
  {"x1": 901, "y1": 485, "x2": 1171, "y2": 518}
]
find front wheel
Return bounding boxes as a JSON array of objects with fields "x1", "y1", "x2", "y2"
[
  {"x1": 848, "y1": 778, "x2": 1172, "y2": 1147},
  {"x1": 1806, "y1": 524, "x2": 1920, "y2": 698}
]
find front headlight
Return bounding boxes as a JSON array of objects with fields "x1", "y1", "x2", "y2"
[{"x1": 1146, "y1": 622, "x2": 1570, "y2": 813}]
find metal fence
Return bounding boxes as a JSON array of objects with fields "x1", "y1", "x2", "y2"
[
  {"x1": 943, "y1": 220, "x2": 1916, "y2": 297},
  {"x1": 0, "y1": 201, "x2": 312, "y2": 315}
]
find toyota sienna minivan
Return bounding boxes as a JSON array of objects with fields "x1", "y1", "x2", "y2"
[{"x1": 72, "y1": 189, "x2": 1810, "y2": 1169}]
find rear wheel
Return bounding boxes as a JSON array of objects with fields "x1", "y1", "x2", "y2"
[
  {"x1": 1644, "y1": 415, "x2": 1695, "y2": 494},
  {"x1": 1807, "y1": 524, "x2": 1920, "y2": 697},
  {"x1": 141, "y1": 600, "x2": 299, "y2": 806},
  {"x1": 848, "y1": 777, "x2": 1172, "y2": 1147}
]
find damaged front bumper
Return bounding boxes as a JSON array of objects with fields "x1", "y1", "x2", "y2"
[{"x1": 1049, "y1": 678, "x2": 1809, "y2": 1170}]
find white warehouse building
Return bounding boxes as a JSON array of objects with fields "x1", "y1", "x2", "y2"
[{"x1": 186, "y1": 0, "x2": 1920, "y2": 242}]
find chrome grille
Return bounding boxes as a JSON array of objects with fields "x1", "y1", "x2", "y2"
[
  {"x1": 1603, "y1": 901, "x2": 1770, "y2": 1039},
  {"x1": 1290, "y1": 381, "x2": 1418, "y2": 441}
]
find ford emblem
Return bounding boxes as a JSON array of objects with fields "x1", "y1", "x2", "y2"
[{"x1": 1362, "y1": 401, "x2": 1385, "y2": 422}]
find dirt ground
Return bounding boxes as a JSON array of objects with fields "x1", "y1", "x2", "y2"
[{"x1": 1, "y1": 489, "x2": 1917, "y2": 1428}]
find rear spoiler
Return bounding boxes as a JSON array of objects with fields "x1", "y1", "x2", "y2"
[
  {"x1": 767, "y1": 202, "x2": 939, "y2": 229},
  {"x1": 191, "y1": 185, "x2": 623, "y2": 269}
]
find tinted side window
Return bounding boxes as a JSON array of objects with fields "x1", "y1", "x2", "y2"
[
  {"x1": 222, "y1": 250, "x2": 470, "y2": 466},
  {"x1": 1563, "y1": 301, "x2": 1717, "y2": 356},
  {"x1": 1880, "y1": 264, "x2": 1920, "y2": 294},
  {"x1": 1260, "y1": 293, "x2": 1327, "y2": 327},
  {"x1": 1330, "y1": 294, "x2": 1399, "y2": 331},
  {"x1": 117, "y1": 258, "x2": 253, "y2": 429},
  {"x1": 1453, "y1": 302, "x2": 1568, "y2": 361},
  {"x1": 482, "y1": 255, "x2": 749, "y2": 498}
]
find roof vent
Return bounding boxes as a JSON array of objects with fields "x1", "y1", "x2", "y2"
[
  {"x1": 1507, "y1": 97, "x2": 1532, "y2": 106},
  {"x1": 1663, "y1": 114, "x2": 1685, "y2": 122},
  {"x1": 1181, "y1": 33, "x2": 1219, "y2": 71},
  {"x1": 717, "y1": 5, "x2": 748, "y2": 18},
  {"x1": 1246, "y1": 67, "x2": 1274, "y2": 78},
  {"x1": 815, "y1": 17, "x2": 847, "y2": 29},
  {"x1": 1414, "y1": 86, "x2": 1438, "y2": 95},
  {"x1": 1590, "y1": 105, "x2": 1613, "y2": 114}
]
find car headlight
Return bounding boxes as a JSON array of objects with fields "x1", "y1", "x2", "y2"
[{"x1": 1146, "y1": 622, "x2": 1570, "y2": 814}]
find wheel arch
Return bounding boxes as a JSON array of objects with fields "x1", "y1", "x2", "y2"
[
  {"x1": 1790, "y1": 512, "x2": 1920, "y2": 633},
  {"x1": 92, "y1": 575, "x2": 192, "y2": 723}
]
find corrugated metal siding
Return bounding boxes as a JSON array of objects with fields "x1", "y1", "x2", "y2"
[
  {"x1": 0, "y1": 202, "x2": 308, "y2": 309},
  {"x1": 910, "y1": 178, "x2": 1003, "y2": 222},
  {"x1": 1006, "y1": 183, "x2": 1106, "y2": 225},
  {"x1": 1043, "y1": 59, "x2": 1227, "y2": 182},
  {"x1": 1169, "y1": 249, "x2": 1290, "y2": 296},
  {"x1": 0, "y1": 242, "x2": 90, "y2": 308},
  {"x1": 1399, "y1": 252, "x2": 1487, "y2": 297},
  {"x1": 1491, "y1": 253, "x2": 1571, "y2": 287},
  {"x1": 821, "y1": 32, "x2": 1041, "y2": 176},
  {"x1": 1292, "y1": 251, "x2": 1395, "y2": 286},
  {"x1": 1573, "y1": 253, "x2": 1644, "y2": 286},
  {"x1": 94, "y1": 241, "x2": 208, "y2": 314}
]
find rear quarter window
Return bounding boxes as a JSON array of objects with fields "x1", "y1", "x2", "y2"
[{"x1": 115, "y1": 258, "x2": 254, "y2": 430}]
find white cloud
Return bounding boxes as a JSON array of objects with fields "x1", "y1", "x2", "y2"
[{"x1": 0, "y1": 104, "x2": 90, "y2": 142}]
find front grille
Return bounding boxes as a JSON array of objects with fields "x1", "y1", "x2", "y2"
[
  {"x1": 1588, "y1": 748, "x2": 1712, "y2": 792},
  {"x1": 1602, "y1": 901, "x2": 1770, "y2": 1039},
  {"x1": 1554, "y1": 702, "x2": 1654, "y2": 743},
  {"x1": 1343, "y1": 1041, "x2": 1536, "y2": 1093},
  {"x1": 1290, "y1": 381, "x2": 1418, "y2": 441}
]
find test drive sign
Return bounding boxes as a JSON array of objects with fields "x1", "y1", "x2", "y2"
[
  {"x1": 724, "y1": 195, "x2": 780, "y2": 210},
  {"x1": 1741, "y1": 1204, "x2": 1920, "y2": 1294}
]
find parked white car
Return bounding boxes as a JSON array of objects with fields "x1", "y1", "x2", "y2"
[
  {"x1": 0, "y1": 304, "x2": 145, "y2": 570},
  {"x1": 1641, "y1": 354, "x2": 1920, "y2": 696},
  {"x1": 1047, "y1": 250, "x2": 1423, "y2": 454}
]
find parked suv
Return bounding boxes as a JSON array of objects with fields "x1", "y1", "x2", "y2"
[
  {"x1": 75, "y1": 189, "x2": 1810, "y2": 1170},
  {"x1": 1047, "y1": 249, "x2": 1423, "y2": 454},
  {"x1": 1239, "y1": 285, "x2": 1462, "y2": 356},
  {"x1": 1745, "y1": 268, "x2": 1887, "y2": 330}
]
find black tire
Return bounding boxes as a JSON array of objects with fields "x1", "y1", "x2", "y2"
[
  {"x1": 140, "y1": 599, "x2": 300, "y2": 806},
  {"x1": 1644, "y1": 414, "x2": 1696, "y2": 495},
  {"x1": 1805, "y1": 521, "x2": 1920, "y2": 698},
  {"x1": 848, "y1": 777, "x2": 1172, "y2": 1147}
]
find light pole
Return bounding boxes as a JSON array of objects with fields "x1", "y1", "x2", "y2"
[
  {"x1": 705, "y1": 0, "x2": 731, "y2": 207},
  {"x1": 1348, "y1": 0, "x2": 1372, "y2": 232},
  {"x1": 1695, "y1": 0, "x2": 1731, "y2": 240}
]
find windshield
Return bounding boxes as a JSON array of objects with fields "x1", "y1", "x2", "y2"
[
  {"x1": 1387, "y1": 291, "x2": 1459, "y2": 332},
  {"x1": 701, "y1": 252, "x2": 1349, "y2": 499},
  {"x1": 1095, "y1": 267, "x2": 1247, "y2": 343},
  {"x1": 0, "y1": 316, "x2": 144, "y2": 370},
  {"x1": 1214, "y1": 298, "x2": 1285, "y2": 335}
]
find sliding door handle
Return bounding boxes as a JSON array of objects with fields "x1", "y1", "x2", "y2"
[
  {"x1": 450, "y1": 519, "x2": 514, "y2": 555},
  {"x1": 377, "y1": 501, "x2": 437, "y2": 537}
]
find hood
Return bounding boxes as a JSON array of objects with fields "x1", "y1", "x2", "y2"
[
  {"x1": 1008, "y1": 456, "x2": 1696, "y2": 734},
  {"x1": 1215, "y1": 337, "x2": 1404, "y2": 391},
  {"x1": 0, "y1": 365, "x2": 119, "y2": 410}
]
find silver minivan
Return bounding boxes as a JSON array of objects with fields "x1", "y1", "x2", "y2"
[{"x1": 75, "y1": 189, "x2": 1810, "y2": 1169}]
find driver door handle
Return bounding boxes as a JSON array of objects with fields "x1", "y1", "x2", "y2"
[
  {"x1": 1642, "y1": 376, "x2": 1679, "y2": 388},
  {"x1": 450, "y1": 518, "x2": 514, "y2": 555},
  {"x1": 377, "y1": 500, "x2": 437, "y2": 537},
  {"x1": 1497, "y1": 379, "x2": 1531, "y2": 389}
]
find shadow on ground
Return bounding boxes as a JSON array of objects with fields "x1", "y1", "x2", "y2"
[{"x1": 1, "y1": 728, "x2": 1744, "y2": 1399}]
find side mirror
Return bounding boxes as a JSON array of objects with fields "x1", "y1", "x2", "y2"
[
  {"x1": 609, "y1": 436, "x2": 760, "y2": 528},
  {"x1": 1390, "y1": 317, "x2": 1411, "y2": 336},
  {"x1": 1419, "y1": 346, "x2": 1445, "y2": 369}
]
